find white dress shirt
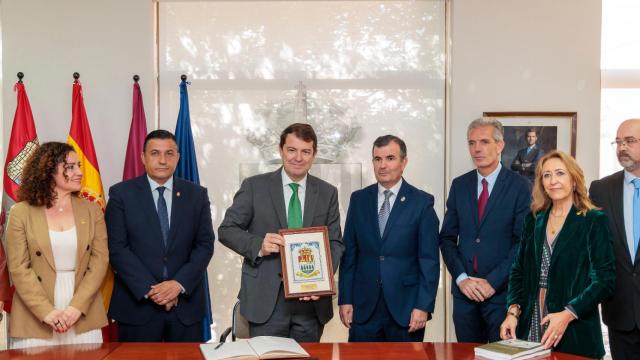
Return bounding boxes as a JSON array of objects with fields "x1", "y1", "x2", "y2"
[{"x1": 377, "y1": 178, "x2": 404, "y2": 213}]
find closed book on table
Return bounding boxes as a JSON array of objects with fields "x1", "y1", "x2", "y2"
[
  {"x1": 200, "y1": 336, "x2": 310, "y2": 360},
  {"x1": 474, "y1": 339, "x2": 551, "y2": 360}
]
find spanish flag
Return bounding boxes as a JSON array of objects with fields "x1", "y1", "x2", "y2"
[
  {"x1": 68, "y1": 80, "x2": 105, "y2": 209},
  {"x1": 67, "y1": 79, "x2": 114, "y2": 340}
]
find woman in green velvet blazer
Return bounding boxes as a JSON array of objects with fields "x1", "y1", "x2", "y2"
[{"x1": 500, "y1": 151, "x2": 615, "y2": 359}]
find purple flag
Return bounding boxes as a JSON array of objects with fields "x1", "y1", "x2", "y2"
[{"x1": 123, "y1": 80, "x2": 148, "y2": 180}]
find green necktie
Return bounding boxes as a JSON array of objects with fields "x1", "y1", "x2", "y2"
[{"x1": 288, "y1": 183, "x2": 303, "y2": 229}]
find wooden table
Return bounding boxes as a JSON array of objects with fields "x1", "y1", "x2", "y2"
[{"x1": 0, "y1": 342, "x2": 589, "y2": 359}]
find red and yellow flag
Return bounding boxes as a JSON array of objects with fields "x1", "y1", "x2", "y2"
[
  {"x1": 68, "y1": 81, "x2": 105, "y2": 209},
  {"x1": 67, "y1": 80, "x2": 114, "y2": 340},
  {"x1": 1, "y1": 80, "x2": 40, "y2": 312}
]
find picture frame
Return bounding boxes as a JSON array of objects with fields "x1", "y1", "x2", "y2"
[
  {"x1": 279, "y1": 226, "x2": 336, "y2": 299},
  {"x1": 483, "y1": 112, "x2": 577, "y2": 182}
]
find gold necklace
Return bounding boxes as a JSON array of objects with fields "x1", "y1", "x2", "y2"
[
  {"x1": 549, "y1": 211, "x2": 567, "y2": 217},
  {"x1": 548, "y1": 211, "x2": 567, "y2": 235}
]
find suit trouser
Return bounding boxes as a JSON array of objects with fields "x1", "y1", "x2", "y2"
[
  {"x1": 453, "y1": 295, "x2": 503, "y2": 343},
  {"x1": 249, "y1": 285, "x2": 323, "y2": 342},
  {"x1": 117, "y1": 307, "x2": 203, "y2": 342},
  {"x1": 608, "y1": 325, "x2": 640, "y2": 360},
  {"x1": 349, "y1": 293, "x2": 425, "y2": 342}
]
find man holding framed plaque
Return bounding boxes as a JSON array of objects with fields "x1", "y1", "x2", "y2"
[
  {"x1": 338, "y1": 135, "x2": 440, "y2": 342},
  {"x1": 219, "y1": 123, "x2": 344, "y2": 342}
]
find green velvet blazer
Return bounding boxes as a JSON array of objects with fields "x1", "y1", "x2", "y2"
[{"x1": 507, "y1": 207, "x2": 615, "y2": 359}]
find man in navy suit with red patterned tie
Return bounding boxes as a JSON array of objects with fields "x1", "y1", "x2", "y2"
[
  {"x1": 338, "y1": 135, "x2": 440, "y2": 342},
  {"x1": 440, "y1": 117, "x2": 531, "y2": 343}
]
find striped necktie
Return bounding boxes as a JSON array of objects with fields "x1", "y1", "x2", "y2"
[{"x1": 378, "y1": 190, "x2": 392, "y2": 236}]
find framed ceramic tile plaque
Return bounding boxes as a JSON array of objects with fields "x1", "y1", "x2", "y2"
[{"x1": 279, "y1": 226, "x2": 335, "y2": 299}]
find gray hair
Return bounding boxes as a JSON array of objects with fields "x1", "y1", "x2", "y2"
[{"x1": 467, "y1": 117, "x2": 504, "y2": 142}]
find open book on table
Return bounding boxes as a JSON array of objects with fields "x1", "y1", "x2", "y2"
[{"x1": 200, "y1": 336, "x2": 310, "y2": 360}]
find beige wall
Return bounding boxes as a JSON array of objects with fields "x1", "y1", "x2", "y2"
[
  {"x1": 1, "y1": 0, "x2": 155, "y2": 191},
  {"x1": 446, "y1": 0, "x2": 602, "y2": 340},
  {"x1": 449, "y1": 0, "x2": 602, "y2": 181}
]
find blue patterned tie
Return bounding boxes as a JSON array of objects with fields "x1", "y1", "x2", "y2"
[
  {"x1": 157, "y1": 186, "x2": 169, "y2": 247},
  {"x1": 157, "y1": 186, "x2": 169, "y2": 279},
  {"x1": 633, "y1": 178, "x2": 640, "y2": 258},
  {"x1": 378, "y1": 190, "x2": 392, "y2": 236}
]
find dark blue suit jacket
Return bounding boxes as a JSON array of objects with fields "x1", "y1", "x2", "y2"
[
  {"x1": 106, "y1": 175, "x2": 214, "y2": 326},
  {"x1": 338, "y1": 180, "x2": 440, "y2": 326},
  {"x1": 510, "y1": 145, "x2": 544, "y2": 181},
  {"x1": 439, "y1": 166, "x2": 530, "y2": 303}
]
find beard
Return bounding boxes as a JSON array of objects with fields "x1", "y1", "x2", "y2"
[{"x1": 617, "y1": 152, "x2": 640, "y2": 171}]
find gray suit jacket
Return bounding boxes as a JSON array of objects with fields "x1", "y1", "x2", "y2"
[{"x1": 219, "y1": 168, "x2": 344, "y2": 325}]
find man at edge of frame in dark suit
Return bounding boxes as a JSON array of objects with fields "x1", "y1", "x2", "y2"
[{"x1": 590, "y1": 118, "x2": 640, "y2": 360}]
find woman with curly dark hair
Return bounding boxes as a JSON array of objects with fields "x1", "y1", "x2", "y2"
[{"x1": 6, "y1": 142, "x2": 108, "y2": 348}]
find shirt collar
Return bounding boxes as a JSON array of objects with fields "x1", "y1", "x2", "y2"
[
  {"x1": 281, "y1": 169, "x2": 307, "y2": 190},
  {"x1": 378, "y1": 178, "x2": 403, "y2": 197},
  {"x1": 477, "y1": 162, "x2": 502, "y2": 184},
  {"x1": 147, "y1": 175, "x2": 173, "y2": 192},
  {"x1": 624, "y1": 170, "x2": 639, "y2": 185}
]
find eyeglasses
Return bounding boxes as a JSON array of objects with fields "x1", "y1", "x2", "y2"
[{"x1": 611, "y1": 137, "x2": 640, "y2": 147}]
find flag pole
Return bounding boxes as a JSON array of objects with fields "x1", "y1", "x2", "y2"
[
  {"x1": 3, "y1": 71, "x2": 40, "y2": 313},
  {"x1": 173, "y1": 74, "x2": 213, "y2": 341},
  {"x1": 73, "y1": 72, "x2": 80, "y2": 83},
  {"x1": 133, "y1": 74, "x2": 140, "y2": 83}
]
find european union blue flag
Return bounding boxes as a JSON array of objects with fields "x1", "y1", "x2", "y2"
[
  {"x1": 175, "y1": 79, "x2": 200, "y2": 183},
  {"x1": 174, "y1": 78, "x2": 213, "y2": 342}
]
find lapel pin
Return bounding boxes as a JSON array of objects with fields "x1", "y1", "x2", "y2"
[
  {"x1": 400, "y1": 196, "x2": 406, "y2": 202},
  {"x1": 176, "y1": 192, "x2": 181, "y2": 197}
]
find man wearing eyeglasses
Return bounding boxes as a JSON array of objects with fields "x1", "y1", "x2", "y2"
[{"x1": 590, "y1": 119, "x2": 640, "y2": 360}]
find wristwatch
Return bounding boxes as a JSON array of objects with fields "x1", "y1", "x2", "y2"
[{"x1": 507, "y1": 304, "x2": 521, "y2": 319}]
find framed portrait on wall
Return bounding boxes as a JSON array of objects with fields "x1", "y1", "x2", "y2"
[
  {"x1": 279, "y1": 226, "x2": 336, "y2": 299},
  {"x1": 483, "y1": 112, "x2": 577, "y2": 182}
]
